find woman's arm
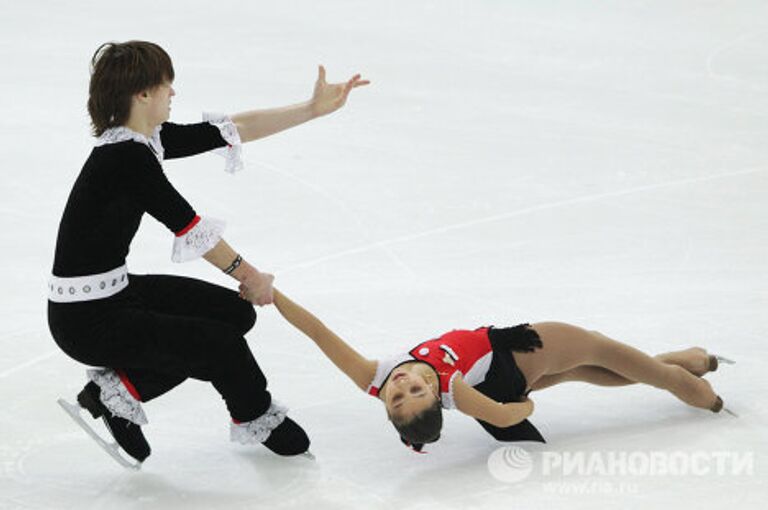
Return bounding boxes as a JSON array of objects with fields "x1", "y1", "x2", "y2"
[
  {"x1": 270, "y1": 288, "x2": 377, "y2": 391},
  {"x1": 453, "y1": 376, "x2": 534, "y2": 428},
  {"x1": 231, "y1": 66, "x2": 369, "y2": 143}
]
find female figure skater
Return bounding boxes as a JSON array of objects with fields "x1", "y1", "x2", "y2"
[
  {"x1": 256, "y1": 288, "x2": 729, "y2": 452},
  {"x1": 47, "y1": 40, "x2": 368, "y2": 466}
]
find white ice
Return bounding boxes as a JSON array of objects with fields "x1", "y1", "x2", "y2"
[{"x1": 1, "y1": 1, "x2": 766, "y2": 509}]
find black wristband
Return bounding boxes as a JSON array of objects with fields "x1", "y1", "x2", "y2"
[{"x1": 223, "y1": 254, "x2": 243, "y2": 275}]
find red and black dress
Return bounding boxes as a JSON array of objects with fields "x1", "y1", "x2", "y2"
[{"x1": 367, "y1": 325, "x2": 546, "y2": 443}]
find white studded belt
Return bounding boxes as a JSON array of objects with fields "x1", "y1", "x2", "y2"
[{"x1": 48, "y1": 264, "x2": 129, "y2": 303}]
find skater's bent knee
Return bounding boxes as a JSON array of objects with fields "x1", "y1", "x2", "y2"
[
  {"x1": 233, "y1": 300, "x2": 257, "y2": 334},
  {"x1": 211, "y1": 335, "x2": 253, "y2": 364}
]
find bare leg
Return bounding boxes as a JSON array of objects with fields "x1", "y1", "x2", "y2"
[
  {"x1": 656, "y1": 348, "x2": 711, "y2": 376},
  {"x1": 531, "y1": 366, "x2": 628, "y2": 390},
  {"x1": 532, "y1": 349, "x2": 711, "y2": 390},
  {"x1": 515, "y1": 322, "x2": 718, "y2": 409}
]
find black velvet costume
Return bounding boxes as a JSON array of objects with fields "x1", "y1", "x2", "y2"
[{"x1": 48, "y1": 122, "x2": 275, "y2": 423}]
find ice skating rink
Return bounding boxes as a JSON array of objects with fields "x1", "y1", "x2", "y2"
[{"x1": 1, "y1": 1, "x2": 766, "y2": 508}]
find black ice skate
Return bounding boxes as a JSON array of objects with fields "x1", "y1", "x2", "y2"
[
  {"x1": 230, "y1": 401, "x2": 313, "y2": 459},
  {"x1": 261, "y1": 417, "x2": 311, "y2": 457},
  {"x1": 57, "y1": 381, "x2": 150, "y2": 469}
]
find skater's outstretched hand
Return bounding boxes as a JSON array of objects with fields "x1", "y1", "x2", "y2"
[
  {"x1": 237, "y1": 267, "x2": 275, "y2": 306},
  {"x1": 310, "y1": 65, "x2": 370, "y2": 118}
]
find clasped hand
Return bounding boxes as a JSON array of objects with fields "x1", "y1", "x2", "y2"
[{"x1": 237, "y1": 267, "x2": 275, "y2": 306}]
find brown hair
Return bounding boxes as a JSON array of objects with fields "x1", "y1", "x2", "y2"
[
  {"x1": 390, "y1": 398, "x2": 443, "y2": 449},
  {"x1": 87, "y1": 41, "x2": 175, "y2": 136}
]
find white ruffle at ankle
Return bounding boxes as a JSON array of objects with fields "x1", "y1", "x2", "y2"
[
  {"x1": 230, "y1": 401, "x2": 288, "y2": 444},
  {"x1": 87, "y1": 368, "x2": 148, "y2": 425}
]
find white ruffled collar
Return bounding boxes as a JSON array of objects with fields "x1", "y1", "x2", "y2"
[{"x1": 95, "y1": 125, "x2": 164, "y2": 163}]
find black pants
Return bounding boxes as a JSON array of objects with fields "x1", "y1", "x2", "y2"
[{"x1": 48, "y1": 274, "x2": 269, "y2": 422}]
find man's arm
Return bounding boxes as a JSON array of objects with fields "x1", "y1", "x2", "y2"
[
  {"x1": 231, "y1": 66, "x2": 369, "y2": 142},
  {"x1": 271, "y1": 288, "x2": 377, "y2": 391},
  {"x1": 203, "y1": 239, "x2": 274, "y2": 305}
]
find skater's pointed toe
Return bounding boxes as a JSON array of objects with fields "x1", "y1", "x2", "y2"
[
  {"x1": 130, "y1": 441, "x2": 150, "y2": 462},
  {"x1": 707, "y1": 354, "x2": 735, "y2": 373},
  {"x1": 110, "y1": 422, "x2": 150, "y2": 462}
]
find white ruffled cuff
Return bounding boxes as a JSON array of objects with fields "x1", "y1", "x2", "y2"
[
  {"x1": 171, "y1": 216, "x2": 226, "y2": 263},
  {"x1": 203, "y1": 112, "x2": 243, "y2": 174},
  {"x1": 86, "y1": 368, "x2": 148, "y2": 425},
  {"x1": 230, "y1": 401, "x2": 288, "y2": 444}
]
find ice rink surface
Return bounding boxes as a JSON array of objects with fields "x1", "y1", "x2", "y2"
[{"x1": 1, "y1": 1, "x2": 767, "y2": 508}]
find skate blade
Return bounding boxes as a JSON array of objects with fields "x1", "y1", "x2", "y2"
[
  {"x1": 57, "y1": 398, "x2": 142, "y2": 470},
  {"x1": 716, "y1": 356, "x2": 735, "y2": 365},
  {"x1": 301, "y1": 450, "x2": 316, "y2": 461},
  {"x1": 723, "y1": 407, "x2": 739, "y2": 418}
]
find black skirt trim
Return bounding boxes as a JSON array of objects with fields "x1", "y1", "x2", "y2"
[
  {"x1": 473, "y1": 323, "x2": 546, "y2": 443},
  {"x1": 487, "y1": 323, "x2": 543, "y2": 353}
]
